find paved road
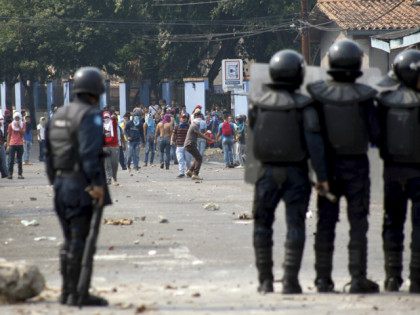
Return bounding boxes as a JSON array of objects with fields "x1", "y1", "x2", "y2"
[{"x1": 0, "y1": 150, "x2": 418, "y2": 314}]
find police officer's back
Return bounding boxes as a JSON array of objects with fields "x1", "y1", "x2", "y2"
[
  {"x1": 46, "y1": 67, "x2": 111, "y2": 306},
  {"x1": 307, "y1": 39, "x2": 379, "y2": 293},
  {"x1": 377, "y1": 49, "x2": 420, "y2": 293},
  {"x1": 249, "y1": 50, "x2": 328, "y2": 294}
]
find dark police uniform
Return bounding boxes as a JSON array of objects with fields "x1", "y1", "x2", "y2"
[
  {"x1": 377, "y1": 49, "x2": 420, "y2": 293},
  {"x1": 249, "y1": 50, "x2": 328, "y2": 294},
  {"x1": 307, "y1": 39, "x2": 380, "y2": 293},
  {"x1": 45, "y1": 68, "x2": 111, "y2": 306}
]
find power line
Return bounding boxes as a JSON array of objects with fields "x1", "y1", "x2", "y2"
[{"x1": 152, "y1": 0, "x2": 225, "y2": 6}]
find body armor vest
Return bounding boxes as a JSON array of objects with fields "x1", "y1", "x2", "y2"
[
  {"x1": 48, "y1": 102, "x2": 94, "y2": 171},
  {"x1": 249, "y1": 87, "x2": 311, "y2": 163},
  {"x1": 378, "y1": 86, "x2": 420, "y2": 163},
  {"x1": 307, "y1": 80, "x2": 376, "y2": 155}
]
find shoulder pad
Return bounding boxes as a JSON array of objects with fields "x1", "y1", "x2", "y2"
[
  {"x1": 307, "y1": 80, "x2": 377, "y2": 105},
  {"x1": 249, "y1": 86, "x2": 311, "y2": 110},
  {"x1": 378, "y1": 86, "x2": 420, "y2": 108}
]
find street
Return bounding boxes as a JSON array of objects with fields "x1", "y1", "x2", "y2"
[{"x1": 0, "y1": 150, "x2": 419, "y2": 315}]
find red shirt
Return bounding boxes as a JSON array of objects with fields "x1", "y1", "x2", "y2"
[
  {"x1": 7, "y1": 122, "x2": 25, "y2": 146},
  {"x1": 103, "y1": 117, "x2": 119, "y2": 147}
]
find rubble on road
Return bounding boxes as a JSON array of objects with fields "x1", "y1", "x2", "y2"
[
  {"x1": 103, "y1": 218, "x2": 133, "y2": 225},
  {"x1": 237, "y1": 213, "x2": 253, "y2": 220},
  {"x1": 20, "y1": 220, "x2": 39, "y2": 227},
  {"x1": 34, "y1": 236, "x2": 56, "y2": 241},
  {"x1": 0, "y1": 261, "x2": 45, "y2": 303},
  {"x1": 203, "y1": 202, "x2": 220, "y2": 211},
  {"x1": 158, "y1": 216, "x2": 169, "y2": 224}
]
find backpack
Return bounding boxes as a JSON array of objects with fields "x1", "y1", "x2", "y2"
[{"x1": 221, "y1": 121, "x2": 232, "y2": 136}]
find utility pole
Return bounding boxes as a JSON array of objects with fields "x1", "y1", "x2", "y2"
[{"x1": 301, "y1": 0, "x2": 310, "y2": 63}]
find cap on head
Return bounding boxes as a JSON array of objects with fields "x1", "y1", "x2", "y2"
[
  {"x1": 393, "y1": 49, "x2": 420, "y2": 91},
  {"x1": 268, "y1": 49, "x2": 305, "y2": 89},
  {"x1": 73, "y1": 67, "x2": 105, "y2": 97}
]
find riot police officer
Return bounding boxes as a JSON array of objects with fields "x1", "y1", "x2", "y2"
[
  {"x1": 249, "y1": 50, "x2": 328, "y2": 294},
  {"x1": 45, "y1": 67, "x2": 111, "y2": 306},
  {"x1": 307, "y1": 39, "x2": 380, "y2": 293},
  {"x1": 377, "y1": 50, "x2": 420, "y2": 293}
]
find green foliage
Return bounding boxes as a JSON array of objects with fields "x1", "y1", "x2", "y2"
[{"x1": 0, "y1": 0, "x2": 303, "y2": 82}]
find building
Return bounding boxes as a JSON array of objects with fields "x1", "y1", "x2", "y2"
[{"x1": 310, "y1": 0, "x2": 420, "y2": 74}]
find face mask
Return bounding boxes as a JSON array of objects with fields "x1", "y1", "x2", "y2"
[{"x1": 104, "y1": 118, "x2": 110, "y2": 123}]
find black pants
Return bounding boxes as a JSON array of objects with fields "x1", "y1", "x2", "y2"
[
  {"x1": 8, "y1": 145, "x2": 23, "y2": 176},
  {"x1": 253, "y1": 165, "x2": 311, "y2": 250},
  {"x1": 54, "y1": 177, "x2": 93, "y2": 294},
  {"x1": 382, "y1": 175, "x2": 420, "y2": 252},
  {"x1": 316, "y1": 156, "x2": 370, "y2": 250}
]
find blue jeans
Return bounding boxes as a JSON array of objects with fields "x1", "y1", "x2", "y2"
[
  {"x1": 222, "y1": 140, "x2": 234, "y2": 166},
  {"x1": 144, "y1": 135, "x2": 155, "y2": 165},
  {"x1": 127, "y1": 141, "x2": 140, "y2": 169},
  {"x1": 159, "y1": 137, "x2": 171, "y2": 169},
  {"x1": 0, "y1": 144, "x2": 8, "y2": 177},
  {"x1": 8, "y1": 145, "x2": 24, "y2": 176},
  {"x1": 23, "y1": 141, "x2": 32, "y2": 163},
  {"x1": 197, "y1": 138, "x2": 206, "y2": 157}
]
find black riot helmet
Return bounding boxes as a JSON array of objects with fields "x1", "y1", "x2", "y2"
[
  {"x1": 393, "y1": 49, "x2": 420, "y2": 91},
  {"x1": 72, "y1": 67, "x2": 105, "y2": 97},
  {"x1": 268, "y1": 49, "x2": 305, "y2": 90},
  {"x1": 327, "y1": 40, "x2": 363, "y2": 81}
]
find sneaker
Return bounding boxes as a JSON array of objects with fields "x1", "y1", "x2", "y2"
[
  {"x1": 186, "y1": 170, "x2": 193, "y2": 178},
  {"x1": 160, "y1": 163, "x2": 164, "y2": 169},
  {"x1": 18, "y1": 175, "x2": 25, "y2": 179},
  {"x1": 143, "y1": 163, "x2": 148, "y2": 167},
  {"x1": 191, "y1": 174, "x2": 203, "y2": 181},
  {"x1": 177, "y1": 174, "x2": 185, "y2": 178},
  {"x1": 112, "y1": 179, "x2": 120, "y2": 186},
  {"x1": 7, "y1": 175, "x2": 12, "y2": 180}
]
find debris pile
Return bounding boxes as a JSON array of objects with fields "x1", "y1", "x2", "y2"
[{"x1": 103, "y1": 218, "x2": 133, "y2": 226}]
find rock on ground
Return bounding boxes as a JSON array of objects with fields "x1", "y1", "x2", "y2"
[{"x1": 0, "y1": 262, "x2": 45, "y2": 303}]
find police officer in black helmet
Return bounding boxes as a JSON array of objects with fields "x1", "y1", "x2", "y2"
[
  {"x1": 45, "y1": 67, "x2": 111, "y2": 306},
  {"x1": 249, "y1": 50, "x2": 329, "y2": 294},
  {"x1": 307, "y1": 39, "x2": 380, "y2": 293},
  {"x1": 377, "y1": 49, "x2": 420, "y2": 293}
]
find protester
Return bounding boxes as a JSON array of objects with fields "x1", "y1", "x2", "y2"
[
  {"x1": 171, "y1": 113, "x2": 191, "y2": 178},
  {"x1": 36, "y1": 117, "x2": 47, "y2": 162},
  {"x1": 0, "y1": 113, "x2": 8, "y2": 178},
  {"x1": 125, "y1": 111, "x2": 145, "y2": 171},
  {"x1": 217, "y1": 115, "x2": 235, "y2": 168},
  {"x1": 155, "y1": 114, "x2": 173, "y2": 170},
  {"x1": 184, "y1": 112, "x2": 214, "y2": 180},
  {"x1": 118, "y1": 113, "x2": 130, "y2": 170},
  {"x1": 196, "y1": 112, "x2": 207, "y2": 157},
  {"x1": 6, "y1": 112, "x2": 25, "y2": 179},
  {"x1": 143, "y1": 113, "x2": 156, "y2": 166},
  {"x1": 23, "y1": 114, "x2": 33, "y2": 165},
  {"x1": 234, "y1": 115, "x2": 246, "y2": 167},
  {"x1": 103, "y1": 111, "x2": 120, "y2": 185}
]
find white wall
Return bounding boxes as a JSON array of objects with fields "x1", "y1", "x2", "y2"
[{"x1": 184, "y1": 81, "x2": 206, "y2": 114}]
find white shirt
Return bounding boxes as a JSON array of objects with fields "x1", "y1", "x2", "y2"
[{"x1": 37, "y1": 124, "x2": 45, "y2": 141}]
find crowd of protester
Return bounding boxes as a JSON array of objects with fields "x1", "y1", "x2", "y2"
[{"x1": 0, "y1": 100, "x2": 247, "y2": 182}]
